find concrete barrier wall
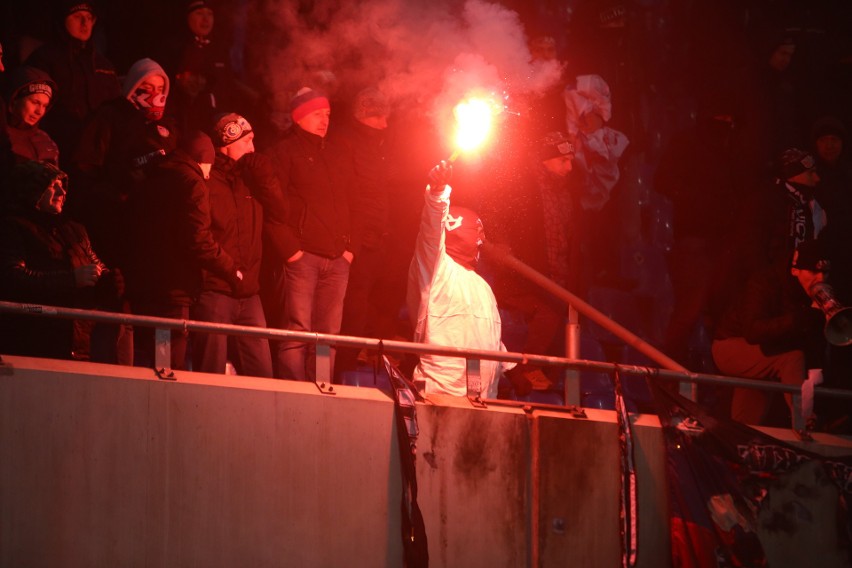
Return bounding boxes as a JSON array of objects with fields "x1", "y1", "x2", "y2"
[{"x1": 2, "y1": 355, "x2": 850, "y2": 567}]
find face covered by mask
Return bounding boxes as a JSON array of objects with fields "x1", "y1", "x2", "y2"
[
  {"x1": 129, "y1": 82, "x2": 167, "y2": 121},
  {"x1": 445, "y1": 206, "x2": 485, "y2": 270}
]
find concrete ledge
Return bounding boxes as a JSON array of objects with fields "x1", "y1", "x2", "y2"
[{"x1": 3, "y1": 355, "x2": 850, "y2": 567}]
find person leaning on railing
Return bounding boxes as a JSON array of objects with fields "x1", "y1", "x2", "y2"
[{"x1": 0, "y1": 160, "x2": 123, "y2": 361}]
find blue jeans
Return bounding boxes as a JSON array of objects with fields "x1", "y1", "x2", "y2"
[
  {"x1": 276, "y1": 252, "x2": 350, "y2": 380},
  {"x1": 191, "y1": 291, "x2": 273, "y2": 378}
]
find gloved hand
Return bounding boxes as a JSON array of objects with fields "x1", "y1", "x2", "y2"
[{"x1": 428, "y1": 160, "x2": 452, "y2": 193}]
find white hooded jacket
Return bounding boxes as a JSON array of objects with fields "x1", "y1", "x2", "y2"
[{"x1": 407, "y1": 185, "x2": 507, "y2": 398}]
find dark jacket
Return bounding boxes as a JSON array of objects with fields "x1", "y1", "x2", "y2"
[
  {"x1": 25, "y1": 33, "x2": 120, "y2": 158},
  {"x1": 126, "y1": 150, "x2": 239, "y2": 306},
  {"x1": 332, "y1": 119, "x2": 390, "y2": 249},
  {"x1": 714, "y1": 261, "x2": 825, "y2": 361},
  {"x1": 203, "y1": 153, "x2": 264, "y2": 297},
  {"x1": 0, "y1": 209, "x2": 110, "y2": 360},
  {"x1": 5, "y1": 124, "x2": 60, "y2": 165},
  {"x1": 266, "y1": 125, "x2": 357, "y2": 258},
  {"x1": 70, "y1": 96, "x2": 178, "y2": 266}
]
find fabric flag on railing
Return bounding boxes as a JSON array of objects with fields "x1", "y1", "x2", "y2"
[
  {"x1": 648, "y1": 380, "x2": 852, "y2": 567},
  {"x1": 384, "y1": 355, "x2": 429, "y2": 568},
  {"x1": 613, "y1": 370, "x2": 639, "y2": 568}
]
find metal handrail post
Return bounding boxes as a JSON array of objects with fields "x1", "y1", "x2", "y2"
[
  {"x1": 154, "y1": 328, "x2": 171, "y2": 370},
  {"x1": 481, "y1": 242, "x2": 694, "y2": 402},
  {"x1": 565, "y1": 305, "x2": 580, "y2": 405}
]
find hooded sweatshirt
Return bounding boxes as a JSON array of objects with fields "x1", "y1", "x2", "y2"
[{"x1": 123, "y1": 58, "x2": 170, "y2": 122}]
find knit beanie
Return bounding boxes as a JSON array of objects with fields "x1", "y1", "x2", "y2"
[
  {"x1": 6, "y1": 66, "x2": 57, "y2": 112},
  {"x1": 186, "y1": 0, "x2": 211, "y2": 14},
  {"x1": 181, "y1": 130, "x2": 215, "y2": 163},
  {"x1": 352, "y1": 87, "x2": 389, "y2": 120},
  {"x1": 211, "y1": 113, "x2": 252, "y2": 147},
  {"x1": 63, "y1": 1, "x2": 96, "y2": 17},
  {"x1": 290, "y1": 87, "x2": 330, "y2": 123}
]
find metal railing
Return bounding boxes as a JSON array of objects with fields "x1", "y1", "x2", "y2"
[{"x1": 2, "y1": 300, "x2": 851, "y2": 434}]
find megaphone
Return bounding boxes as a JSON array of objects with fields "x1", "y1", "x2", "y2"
[{"x1": 809, "y1": 282, "x2": 852, "y2": 346}]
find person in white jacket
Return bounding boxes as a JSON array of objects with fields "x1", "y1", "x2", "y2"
[{"x1": 407, "y1": 162, "x2": 511, "y2": 398}]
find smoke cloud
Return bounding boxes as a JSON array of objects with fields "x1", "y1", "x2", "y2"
[{"x1": 253, "y1": 0, "x2": 563, "y2": 134}]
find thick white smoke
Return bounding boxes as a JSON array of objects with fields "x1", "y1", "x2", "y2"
[{"x1": 254, "y1": 0, "x2": 563, "y2": 135}]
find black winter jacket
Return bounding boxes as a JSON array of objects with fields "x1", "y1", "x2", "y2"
[
  {"x1": 266, "y1": 125, "x2": 357, "y2": 258},
  {"x1": 126, "y1": 150, "x2": 239, "y2": 306},
  {"x1": 203, "y1": 153, "x2": 264, "y2": 297},
  {"x1": 0, "y1": 209, "x2": 112, "y2": 359},
  {"x1": 26, "y1": 35, "x2": 120, "y2": 157}
]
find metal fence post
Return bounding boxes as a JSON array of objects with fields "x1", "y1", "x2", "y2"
[
  {"x1": 564, "y1": 306, "x2": 581, "y2": 406},
  {"x1": 154, "y1": 328, "x2": 171, "y2": 370}
]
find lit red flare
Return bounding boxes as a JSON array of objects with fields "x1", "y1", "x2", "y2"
[{"x1": 450, "y1": 95, "x2": 501, "y2": 161}]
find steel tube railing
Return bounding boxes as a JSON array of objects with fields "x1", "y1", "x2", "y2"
[{"x1": 3, "y1": 301, "x2": 851, "y2": 406}]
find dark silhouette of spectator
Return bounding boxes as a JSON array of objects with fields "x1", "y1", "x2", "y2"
[
  {"x1": 810, "y1": 116, "x2": 852, "y2": 220},
  {"x1": 333, "y1": 87, "x2": 395, "y2": 380},
  {"x1": 525, "y1": 35, "x2": 568, "y2": 139},
  {"x1": 480, "y1": 131, "x2": 578, "y2": 394},
  {"x1": 265, "y1": 87, "x2": 355, "y2": 381},
  {"x1": 25, "y1": 0, "x2": 120, "y2": 160},
  {"x1": 655, "y1": 104, "x2": 750, "y2": 366},
  {"x1": 751, "y1": 29, "x2": 802, "y2": 171},
  {"x1": 711, "y1": 240, "x2": 827, "y2": 427},
  {"x1": 160, "y1": 1, "x2": 258, "y2": 123},
  {"x1": 4, "y1": 66, "x2": 59, "y2": 165},
  {"x1": 163, "y1": 50, "x2": 221, "y2": 137},
  {"x1": 71, "y1": 57, "x2": 177, "y2": 269},
  {"x1": 808, "y1": 116, "x2": 852, "y2": 434},
  {"x1": 0, "y1": 160, "x2": 122, "y2": 361},
  {"x1": 126, "y1": 131, "x2": 241, "y2": 370},
  {"x1": 190, "y1": 113, "x2": 274, "y2": 378}
]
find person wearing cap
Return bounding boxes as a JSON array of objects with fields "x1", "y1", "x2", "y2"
[
  {"x1": 265, "y1": 87, "x2": 356, "y2": 381},
  {"x1": 3, "y1": 66, "x2": 60, "y2": 166},
  {"x1": 125, "y1": 130, "x2": 242, "y2": 370},
  {"x1": 25, "y1": 0, "x2": 120, "y2": 159},
  {"x1": 407, "y1": 161, "x2": 513, "y2": 398},
  {"x1": 0, "y1": 160, "x2": 121, "y2": 361},
  {"x1": 711, "y1": 239, "x2": 828, "y2": 427},
  {"x1": 188, "y1": 113, "x2": 279, "y2": 378},
  {"x1": 478, "y1": 131, "x2": 578, "y2": 395}
]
